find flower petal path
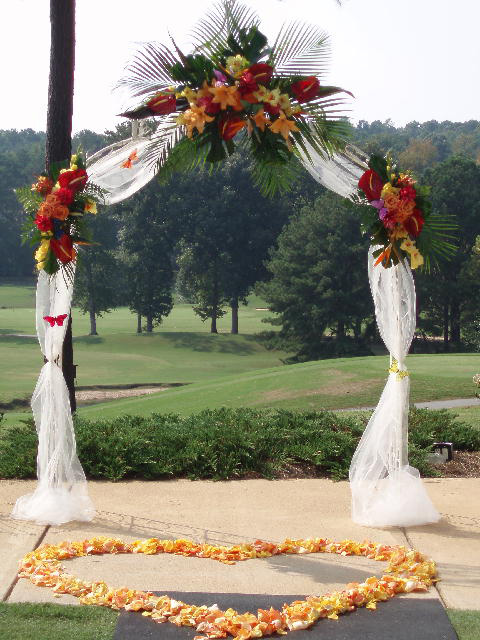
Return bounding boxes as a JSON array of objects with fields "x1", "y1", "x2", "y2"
[{"x1": 18, "y1": 535, "x2": 436, "y2": 639}]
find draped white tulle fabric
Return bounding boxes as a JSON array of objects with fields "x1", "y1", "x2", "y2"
[
  {"x1": 13, "y1": 127, "x2": 439, "y2": 527},
  {"x1": 11, "y1": 269, "x2": 95, "y2": 525},
  {"x1": 349, "y1": 250, "x2": 440, "y2": 527}
]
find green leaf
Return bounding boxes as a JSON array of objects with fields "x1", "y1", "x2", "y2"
[{"x1": 368, "y1": 154, "x2": 389, "y2": 182}]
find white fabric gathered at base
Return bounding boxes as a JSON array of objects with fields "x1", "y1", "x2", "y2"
[
  {"x1": 11, "y1": 269, "x2": 95, "y2": 526},
  {"x1": 349, "y1": 249, "x2": 440, "y2": 527}
]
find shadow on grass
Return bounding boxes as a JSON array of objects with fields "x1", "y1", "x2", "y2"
[
  {"x1": 161, "y1": 332, "x2": 258, "y2": 355},
  {"x1": 0, "y1": 333, "x2": 37, "y2": 345},
  {"x1": 73, "y1": 335, "x2": 105, "y2": 345}
]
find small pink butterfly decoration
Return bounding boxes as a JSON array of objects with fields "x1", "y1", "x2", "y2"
[{"x1": 43, "y1": 314, "x2": 68, "y2": 327}]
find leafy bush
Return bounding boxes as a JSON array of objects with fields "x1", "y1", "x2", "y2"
[{"x1": 0, "y1": 408, "x2": 477, "y2": 482}]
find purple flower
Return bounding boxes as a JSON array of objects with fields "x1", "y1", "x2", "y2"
[
  {"x1": 213, "y1": 69, "x2": 227, "y2": 83},
  {"x1": 371, "y1": 198, "x2": 389, "y2": 221}
]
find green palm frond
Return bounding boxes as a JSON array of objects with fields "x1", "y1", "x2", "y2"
[
  {"x1": 270, "y1": 22, "x2": 330, "y2": 78},
  {"x1": 156, "y1": 132, "x2": 213, "y2": 184},
  {"x1": 191, "y1": 0, "x2": 260, "y2": 56},
  {"x1": 416, "y1": 211, "x2": 458, "y2": 272},
  {"x1": 143, "y1": 116, "x2": 187, "y2": 171},
  {"x1": 15, "y1": 186, "x2": 43, "y2": 216},
  {"x1": 115, "y1": 42, "x2": 179, "y2": 99}
]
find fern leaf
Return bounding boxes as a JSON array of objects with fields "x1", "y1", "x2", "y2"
[{"x1": 15, "y1": 186, "x2": 43, "y2": 215}]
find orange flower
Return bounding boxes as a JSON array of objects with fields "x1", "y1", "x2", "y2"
[
  {"x1": 269, "y1": 111, "x2": 300, "y2": 141},
  {"x1": 177, "y1": 105, "x2": 214, "y2": 137},
  {"x1": 208, "y1": 84, "x2": 242, "y2": 110},
  {"x1": 37, "y1": 194, "x2": 69, "y2": 221},
  {"x1": 252, "y1": 108, "x2": 270, "y2": 131}
]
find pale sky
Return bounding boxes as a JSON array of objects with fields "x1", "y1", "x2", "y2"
[{"x1": 3, "y1": 0, "x2": 479, "y2": 134}]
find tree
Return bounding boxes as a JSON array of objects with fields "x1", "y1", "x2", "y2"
[
  {"x1": 417, "y1": 156, "x2": 480, "y2": 348},
  {"x1": 73, "y1": 212, "x2": 121, "y2": 335},
  {"x1": 166, "y1": 155, "x2": 309, "y2": 333},
  {"x1": 120, "y1": 182, "x2": 174, "y2": 332},
  {"x1": 259, "y1": 192, "x2": 372, "y2": 359},
  {"x1": 399, "y1": 139, "x2": 439, "y2": 175}
]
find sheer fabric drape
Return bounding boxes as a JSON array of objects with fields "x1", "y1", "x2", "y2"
[
  {"x1": 11, "y1": 269, "x2": 95, "y2": 525},
  {"x1": 348, "y1": 249, "x2": 440, "y2": 526}
]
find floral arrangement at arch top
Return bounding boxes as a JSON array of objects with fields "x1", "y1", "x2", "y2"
[
  {"x1": 357, "y1": 153, "x2": 456, "y2": 270},
  {"x1": 17, "y1": 153, "x2": 101, "y2": 277},
  {"x1": 116, "y1": 0, "x2": 352, "y2": 196}
]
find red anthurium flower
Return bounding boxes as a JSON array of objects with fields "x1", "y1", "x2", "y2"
[
  {"x1": 404, "y1": 209, "x2": 425, "y2": 237},
  {"x1": 197, "y1": 96, "x2": 221, "y2": 115},
  {"x1": 146, "y1": 93, "x2": 177, "y2": 115},
  {"x1": 54, "y1": 187, "x2": 74, "y2": 206},
  {"x1": 238, "y1": 71, "x2": 258, "y2": 95},
  {"x1": 219, "y1": 114, "x2": 247, "y2": 140},
  {"x1": 248, "y1": 63, "x2": 273, "y2": 86},
  {"x1": 291, "y1": 76, "x2": 320, "y2": 102},
  {"x1": 358, "y1": 169, "x2": 384, "y2": 201},
  {"x1": 34, "y1": 214, "x2": 53, "y2": 232},
  {"x1": 50, "y1": 234, "x2": 76, "y2": 263},
  {"x1": 58, "y1": 168, "x2": 88, "y2": 193}
]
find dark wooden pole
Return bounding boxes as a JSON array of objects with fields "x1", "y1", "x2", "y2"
[{"x1": 45, "y1": 0, "x2": 77, "y2": 412}]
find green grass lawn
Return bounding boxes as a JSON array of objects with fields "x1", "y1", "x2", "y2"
[
  {"x1": 74, "y1": 353, "x2": 480, "y2": 420},
  {"x1": 0, "y1": 602, "x2": 476, "y2": 640},
  {"x1": 0, "y1": 602, "x2": 117, "y2": 640},
  {"x1": 1, "y1": 284, "x2": 478, "y2": 421}
]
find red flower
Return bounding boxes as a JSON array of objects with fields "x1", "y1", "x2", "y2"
[
  {"x1": 291, "y1": 76, "x2": 320, "y2": 102},
  {"x1": 248, "y1": 63, "x2": 273, "y2": 86},
  {"x1": 197, "y1": 96, "x2": 221, "y2": 115},
  {"x1": 403, "y1": 209, "x2": 425, "y2": 237},
  {"x1": 263, "y1": 102, "x2": 280, "y2": 116},
  {"x1": 399, "y1": 185, "x2": 417, "y2": 201},
  {"x1": 219, "y1": 114, "x2": 246, "y2": 141},
  {"x1": 58, "y1": 169, "x2": 88, "y2": 193},
  {"x1": 358, "y1": 169, "x2": 384, "y2": 201},
  {"x1": 50, "y1": 234, "x2": 76, "y2": 263},
  {"x1": 238, "y1": 71, "x2": 258, "y2": 95},
  {"x1": 34, "y1": 214, "x2": 53, "y2": 232},
  {"x1": 146, "y1": 93, "x2": 177, "y2": 115},
  {"x1": 32, "y1": 176, "x2": 53, "y2": 196},
  {"x1": 54, "y1": 187, "x2": 74, "y2": 206}
]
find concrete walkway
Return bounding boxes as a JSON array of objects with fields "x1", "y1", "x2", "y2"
[
  {"x1": 1, "y1": 478, "x2": 479, "y2": 612},
  {"x1": 344, "y1": 397, "x2": 480, "y2": 412}
]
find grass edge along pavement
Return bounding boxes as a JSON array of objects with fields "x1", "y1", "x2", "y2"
[{"x1": 3, "y1": 605, "x2": 479, "y2": 640}]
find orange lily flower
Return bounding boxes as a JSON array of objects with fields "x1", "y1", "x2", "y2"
[
  {"x1": 209, "y1": 84, "x2": 242, "y2": 110},
  {"x1": 269, "y1": 111, "x2": 300, "y2": 141}
]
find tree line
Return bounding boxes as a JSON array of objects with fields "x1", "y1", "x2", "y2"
[{"x1": 1, "y1": 120, "x2": 479, "y2": 356}]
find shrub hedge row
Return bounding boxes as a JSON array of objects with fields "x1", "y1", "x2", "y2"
[{"x1": 0, "y1": 408, "x2": 478, "y2": 482}]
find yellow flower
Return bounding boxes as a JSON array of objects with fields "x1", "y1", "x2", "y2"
[
  {"x1": 209, "y1": 84, "x2": 241, "y2": 110},
  {"x1": 381, "y1": 183, "x2": 400, "y2": 200},
  {"x1": 181, "y1": 87, "x2": 198, "y2": 103},
  {"x1": 254, "y1": 86, "x2": 281, "y2": 106},
  {"x1": 35, "y1": 238, "x2": 50, "y2": 266},
  {"x1": 278, "y1": 93, "x2": 292, "y2": 113},
  {"x1": 400, "y1": 238, "x2": 424, "y2": 270},
  {"x1": 177, "y1": 105, "x2": 214, "y2": 138},
  {"x1": 269, "y1": 111, "x2": 300, "y2": 141},
  {"x1": 84, "y1": 198, "x2": 97, "y2": 214},
  {"x1": 226, "y1": 54, "x2": 249, "y2": 75},
  {"x1": 252, "y1": 108, "x2": 270, "y2": 132}
]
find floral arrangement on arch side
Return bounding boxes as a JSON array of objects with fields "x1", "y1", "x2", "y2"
[
  {"x1": 116, "y1": 0, "x2": 352, "y2": 196},
  {"x1": 17, "y1": 153, "x2": 101, "y2": 277},
  {"x1": 357, "y1": 153, "x2": 456, "y2": 270}
]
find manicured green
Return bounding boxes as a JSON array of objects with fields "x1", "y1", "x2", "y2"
[
  {"x1": 0, "y1": 283, "x2": 36, "y2": 309},
  {"x1": 447, "y1": 610, "x2": 480, "y2": 640},
  {"x1": 76, "y1": 353, "x2": 480, "y2": 419},
  {"x1": 0, "y1": 602, "x2": 118, "y2": 640},
  {"x1": 2, "y1": 408, "x2": 477, "y2": 481}
]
